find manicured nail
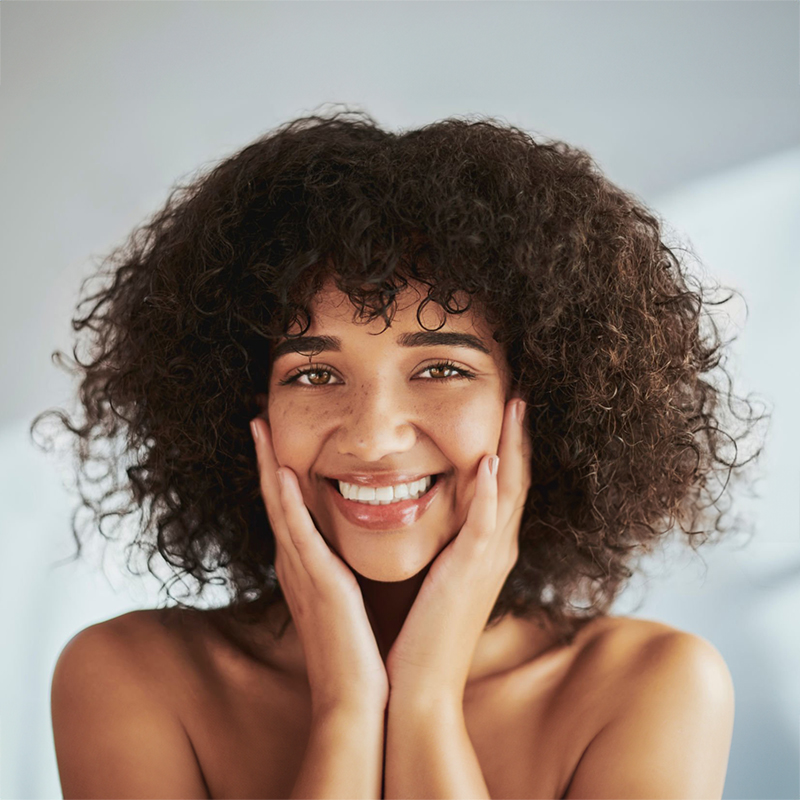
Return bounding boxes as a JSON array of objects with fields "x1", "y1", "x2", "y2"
[
  {"x1": 275, "y1": 468, "x2": 285, "y2": 488},
  {"x1": 250, "y1": 419, "x2": 260, "y2": 442},
  {"x1": 515, "y1": 400, "x2": 526, "y2": 424},
  {"x1": 489, "y1": 456, "x2": 499, "y2": 477}
]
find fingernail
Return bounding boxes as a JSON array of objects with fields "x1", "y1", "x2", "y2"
[
  {"x1": 515, "y1": 400, "x2": 526, "y2": 424},
  {"x1": 275, "y1": 468, "x2": 284, "y2": 488},
  {"x1": 489, "y1": 456, "x2": 499, "y2": 477},
  {"x1": 250, "y1": 419, "x2": 260, "y2": 442}
]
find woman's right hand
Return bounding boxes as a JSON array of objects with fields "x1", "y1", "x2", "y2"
[{"x1": 250, "y1": 416, "x2": 390, "y2": 718}]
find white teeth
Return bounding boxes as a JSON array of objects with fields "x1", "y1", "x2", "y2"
[
  {"x1": 338, "y1": 475, "x2": 434, "y2": 504},
  {"x1": 356, "y1": 485, "x2": 376, "y2": 502},
  {"x1": 374, "y1": 486, "x2": 394, "y2": 502}
]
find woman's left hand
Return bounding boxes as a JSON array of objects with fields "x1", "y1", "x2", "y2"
[{"x1": 385, "y1": 397, "x2": 532, "y2": 703}]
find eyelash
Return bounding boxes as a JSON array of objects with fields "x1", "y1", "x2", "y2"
[{"x1": 278, "y1": 360, "x2": 477, "y2": 387}]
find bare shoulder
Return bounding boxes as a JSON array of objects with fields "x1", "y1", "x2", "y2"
[
  {"x1": 54, "y1": 608, "x2": 185, "y2": 684},
  {"x1": 55, "y1": 608, "x2": 202, "y2": 688},
  {"x1": 570, "y1": 614, "x2": 734, "y2": 723},
  {"x1": 51, "y1": 609, "x2": 210, "y2": 799},
  {"x1": 580, "y1": 614, "x2": 733, "y2": 693},
  {"x1": 562, "y1": 615, "x2": 735, "y2": 799}
]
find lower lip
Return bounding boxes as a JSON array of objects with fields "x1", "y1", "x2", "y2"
[{"x1": 326, "y1": 476, "x2": 442, "y2": 530}]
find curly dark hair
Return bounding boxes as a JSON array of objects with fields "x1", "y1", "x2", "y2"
[{"x1": 32, "y1": 106, "x2": 769, "y2": 646}]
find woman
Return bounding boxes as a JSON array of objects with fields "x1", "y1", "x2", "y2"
[{"x1": 39, "y1": 108, "x2": 765, "y2": 799}]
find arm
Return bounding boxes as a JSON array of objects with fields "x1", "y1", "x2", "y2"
[
  {"x1": 290, "y1": 703, "x2": 385, "y2": 800},
  {"x1": 251, "y1": 422, "x2": 390, "y2": 797},
  {"x1": 384, "y1": 691, "x2": 490, "y2": 800},
  {"x1": 564, "y1": 632, "x2": 735, "y2": 800},
  {"x1": 51, "y1": 623, "x2": 210, "y2": 799}
]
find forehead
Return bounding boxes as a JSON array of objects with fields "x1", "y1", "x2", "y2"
[
  {"x1": 275, "y1": 278, "x2": 512, "y2": 388},
  {"x1": 297, "y1": 277, "x2": 491, "y2": 339}
]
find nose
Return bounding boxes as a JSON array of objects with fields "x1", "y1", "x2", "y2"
[{"x1": 335, "y1": 381, "x2": 418, "y2": 462}]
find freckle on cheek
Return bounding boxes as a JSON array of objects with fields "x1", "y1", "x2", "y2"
[
  {"x1": 452, "y1": 419, "x2": 485, "y2": 451},
  {"x1": 448, "y1": 404, "x2": 502, "y2": 457}
]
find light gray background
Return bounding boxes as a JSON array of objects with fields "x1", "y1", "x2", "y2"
[{"x1": 1, "y1": 2, "x2": 798, "y2": 799}]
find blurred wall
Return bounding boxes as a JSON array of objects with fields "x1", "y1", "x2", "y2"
[
  {"x1": 1, "y1": 0, "x2": 798, "y2": 430},
  {"x1": 613, "y1": 145, "x2": 800, "y2": 800}
]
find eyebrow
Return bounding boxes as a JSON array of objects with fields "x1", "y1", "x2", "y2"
[{"x1": 271, "y1": 330, "x2": 492, "y2": 361}]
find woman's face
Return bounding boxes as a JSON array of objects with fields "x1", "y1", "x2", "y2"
[{"x1": 263, "y1": 277, "x2": 514, "y2": 582}]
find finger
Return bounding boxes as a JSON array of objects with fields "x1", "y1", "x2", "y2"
[
  {"x1": 250, "y1": 417, "x2": 281, "y2": 511},
  {"x1": 462, "y1": 453, "x2": 499, "y2": 547},
  {"x1": 496, "y1": 399, "x2": 531, "y2": 523},
  {"x1": 276, "y1": 466, "x2": 337, "y2": 575},
  {"x1": 250, "y1": 417, "x2": 303, "y2": 572}
]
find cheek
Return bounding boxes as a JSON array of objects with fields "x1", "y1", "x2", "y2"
[
  {"x1": 268, "y1": 389, "x2": 503, "y2": 463},
  {"x1": 267, "y1": 398, "x2": 324, "y2": 466},
  {"x1": 432, "y1": 394, "x2": 504, "y2": 463}
]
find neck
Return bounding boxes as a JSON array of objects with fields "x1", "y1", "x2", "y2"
[
  {"x1": 246, "y1": 572, "x2": 561, "y2": 689},
  {"x1": 354, "y1": 564, "x2": 432, "y2": 661}
]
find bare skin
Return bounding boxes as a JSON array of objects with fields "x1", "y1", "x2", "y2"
[
  {"x1": 51, "y1": 279, "x2": 735, "y2": 798},
  {"x1": 258, "y1": 277, "x2": 520, "y2": 674},
  {"x1": 63, "y1": 604, "x2": 713, "y2": 799}
]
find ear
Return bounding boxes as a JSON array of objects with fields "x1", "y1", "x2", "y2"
[{"x1": 507, "y1": 386, "x2": 524, "y2": 403}]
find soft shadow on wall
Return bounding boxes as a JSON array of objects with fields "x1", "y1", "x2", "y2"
[{"x1": 613, "y1": 145, "x2": 800, "y2": 800}]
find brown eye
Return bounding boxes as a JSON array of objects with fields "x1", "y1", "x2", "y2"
[
  {"x1": 428, "y1": 365, "x2": 453, "y2": 379},
  {"x1": 278, "y1": 365, "x2": 341, "y2": 387},
  {"x1": 418, "y1": 361, "x2": 476, "y2": 381},
  {"x1": 306, "y1": 370, "x2": 332, "y2": 386}
]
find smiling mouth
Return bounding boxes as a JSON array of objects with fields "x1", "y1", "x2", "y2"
[{"x1": 326, "y1": 473, "x2": 442, "y2": 503}]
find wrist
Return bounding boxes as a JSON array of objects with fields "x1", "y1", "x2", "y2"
[
  {"x1": 388, "y1": 684, "x2": 464, "y2": 719},
  {"x1": 311, "y1": 693, "x2": 388, "y2": 724}
]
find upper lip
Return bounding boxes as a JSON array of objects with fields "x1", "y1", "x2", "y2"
[{"x1": 325, "y1": 472, "x2": 441, "y2": 488}]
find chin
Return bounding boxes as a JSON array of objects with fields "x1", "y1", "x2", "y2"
[
  {"x1": 350, "y1": 560, "x2": 424, "y2": 583},
  {"x1": 332, "y1": 536, "x2": 442, "y2": 583}
]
